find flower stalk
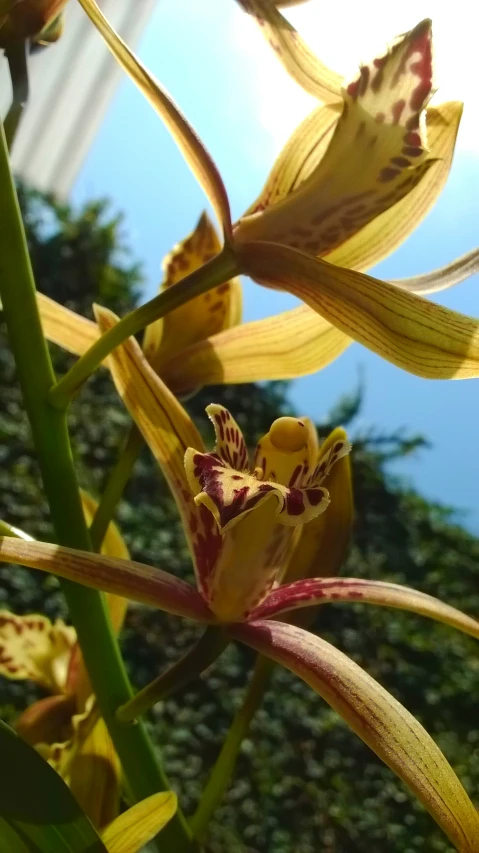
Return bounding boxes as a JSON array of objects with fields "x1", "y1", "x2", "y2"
[
  {"x1": 49, "y1": 247, "x2": 241, "y2": 409},
  {"x1": 0, "y1": 122, "x2": 194, "y2": 853}
]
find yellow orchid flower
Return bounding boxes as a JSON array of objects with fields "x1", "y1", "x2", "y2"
[
  {"x1": 0, "y1": 500, "x2": 128, "y2": 829},
  {"x1": 2, "y1": 318, "x2": 479, "y2": 851},
  {"x1": 73, "y1": 0, "x2": 479, "y2": 383},
  {"x1": 36, "y1": 211, "x2": 242, "y2": 397}
]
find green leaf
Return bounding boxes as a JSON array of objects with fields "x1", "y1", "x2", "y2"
[{"x1": 0, "y1": 720, "x2": 107, "y2": 852}]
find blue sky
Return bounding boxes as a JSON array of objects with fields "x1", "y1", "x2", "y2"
[{"x1": 73, "y1": 0, "x2": 479, "y2": 530}]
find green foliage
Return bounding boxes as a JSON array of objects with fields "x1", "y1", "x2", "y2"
[{"x1": 1, "y1": 185, "x2": 478, "y2": 852}]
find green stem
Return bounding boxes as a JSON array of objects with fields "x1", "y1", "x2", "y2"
[
  {"x1": 0, "y1": 123, "x2": 194, "y2": 852},
  {"x1": 4, "y1": 41, "x2": 29, "y2": 150},
  {"x1": 190, "y1": 655, "x2": 275, "y2": 842},
  {"x1": 90, "y1": 424, "x2": 143, "y2": 551},
  {"x1": 49, "y1": 249, "x2": 240, "y2": 409},
  {"x1": 117, "y1": 626, "x2": 228, "y2": 723}
]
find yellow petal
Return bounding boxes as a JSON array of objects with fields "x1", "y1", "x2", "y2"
[
  {"x1": 239, "y1": 241, "x2": 479, "y2": 379},
  {"x1": 15, "y1": 694, "x2": 75, "y2": 746},
  {"x1": 93, "y1": 305, "x2": 219, "y2": 598},
  {"x1": 235, "y1": 21, "x2": 436, "y2": 256},
  {"x1": 236, "y1": 0, "x2": 342, "y2": 102},
  {"x1": 242, "y1": 102, "x2": 341, "y2": 216},
  {"x1": 285, "y1": 428, "x2": 353, "y2": 584},
  {"x1": 0, "y1": 611, "x2": 75, "y2": 692},
  {"x1": 143, "y1": 213, "x2": 242, "y2": 372},
  {"x1": 235, "y1": 620, "x2": 479, "y2": 853},
  {"x1": 101, "y1": 792, "x2": 177, "y2": 853},
  {"x1": 161, "y1": 305, "x2": 351, "y2": 394},
  {"x1": 77, "y1": 0, "x2": 232, "y2": 239},
  {"x1": 325, "y1": 102, "x2": 463, "y2": 271},
  {"x1": 36, "y1": 292, "x2": 99, "y2": 357},
  {"x1": 68, "y1": 717, "x2": 121, "y2": 829},
  {"x1": 391, "y1": 247, "x2": 479, "y2": 296},
  {"x1": 80, "y1": 490, "x2": 129, "y2": 634}
]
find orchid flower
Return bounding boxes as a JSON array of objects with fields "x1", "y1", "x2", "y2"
[
  {"x1": 0, "y1": 495, "x2": 129, "y2": 829},
  {"x1": 0, "y1": 0, "x2": 66, "y2": 47},
  {"x1": 67, "y1": 0, "x2": 479, "y2": 386},
  {"x1": 2, "y1": 315, "x2": 479, "y2": 851}
]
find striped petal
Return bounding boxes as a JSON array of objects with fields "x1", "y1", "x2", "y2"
[
  {"x1": 0, "y1": 538, "x2": 212, "y2": 622},
  {"x1": 235, "y1": 0, "x2": 342, "y2": 102},
  {"x1": 325, "y1": 101, "x2": 463, "y2": 272},
  {"x1": 77, "y1": 0, "x2": 232, "y2": 239},
  {"x1": 37, "y1": 292, "x2": 99, "y2": 358},
  {"x1": 233, "y1": 620, "x2": 479, "y2": 853},
  {"x1": 161, "y1": 305, "x2": 351, "y2": 393},
  {"x1": 242, "y1": 102, "x2": 341, "y2": 216},
  {"x1": 238, "y1": 241, "x2": 479, "y2": 379},
  {"x1": 235, "y1": 21, "x2": 436, "y2": 256},
  {"x1": 0, "y1": 611, "x2": 75, "y2": 692},
  {"x1": 101, "y1": 792, "x2": 177, "y2": 853},
  {"x1": 94, "y1": 305, "x2": 220, "y2": 597},
  {"x1": 250, "y1": 578, "x2": 479, "y2": 641},
  {"x1": 391, "y1": 247, "x2": 479, "y2": 296},
  {"x1": 143, "y1": 213, "x2": 242, "y2": 373}
]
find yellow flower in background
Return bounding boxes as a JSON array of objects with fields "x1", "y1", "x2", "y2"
[{"x1": 0, "y1": 497, "x2": 128, "y2": 829}]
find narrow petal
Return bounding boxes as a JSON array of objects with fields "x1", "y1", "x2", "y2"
[
  {"x1": 235, "y1": 21, "x2": 436, "y2": 256},
  {"x1": 101, "y1": 792, "x2": 177, "y2": 853},
  {"x1": 235, "y1": 0, "x2": 342, "y2": 102},
  {"x1": 238, "y1": 241, "x2": 479, "y2": 379},
  {"x1": 77, "y1": 0, "x2": 232, "y2": 239},
  {"x1": 0, "y1": 538, "x2": 212, "y2": 622},
  {"x1": 94, "y1": 305, "x2": 219, "y2": 597},
  {"x1": 250, "y1": 578, "x2": 479, "y2": 641},
  {"x1": 325, "y1": 102, "x2": 463, "y2": 272},
  {"x1": 205, "y1": 404, "x2": 249, "y2": 470},
  {"x1": 37, "y1": 292, "x2": 99, "y2": 357},
  {"x1": 242, "y1": 102, "x2": 341, "y2": 216},
  {"x1": 161, "y1": 305, "x2": 351, "y2": 394},
  {"x1": 285, "y1": 429, "x2": 353, "y2": 584},
  {"x1": 68, "y1": 717, "x2": 120, "y2": 829},
  {"x1": 233, "y1": 620, "x2": 479, "y2": 853},
  {"x1": 143, "y1": 213, "x2": 242, "y2": 373},
  {"x1": 0, "y1": 611, "x2": 75, "y2": 692},
  {"x1": 391, "y1": 247, "x2": 479, "y2": 295}
]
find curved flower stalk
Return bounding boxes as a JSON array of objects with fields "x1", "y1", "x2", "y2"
[
  {"x1": 3, "y1": 311, "x2": 479, "y2": 849},
  {"x1": 67, "y1": 0, "x2": 479, "y2": 385},
  {"x1": 36, "y1": 211, "x2": 242, "y2": 397},
  {"x1": 0, "y1": 499, "x2": 129, "y2": 829}
]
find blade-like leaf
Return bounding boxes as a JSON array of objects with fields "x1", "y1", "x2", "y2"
[
  {"x1": 77, "y1": 0, "x2": 232, "y2": 239},
  {"x1": 238, "y1": 241, "x2": 479, "y2": 379},
  {"x1": 233, "y1": 620, "x2": 479, "y2": 853},
  {"x1": 250, "y1": 577, "x2": 479, "y2": 641},
  {"x1": 235, "y1": 0, "x2": 342, "y2": 102},
  {"x1": 325, "y1": 102, "x2": 463, "y2": 272},
  {"x1": 391, "y1": 247, "x2": 479, "y2": 295},
  {"x1": 162, "y1": 304, "x2": 351, "y2": 393},
  {"x1": 0, "y1": 537, "x2": 212, "y2": 622},
  {"x1": 0, "y1": 720, "x2": 107, "y2": 852},
  {"x1": 101, "y1": 792, "x2": 177, "y2": 853}
]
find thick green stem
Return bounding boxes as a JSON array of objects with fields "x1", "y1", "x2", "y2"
[
  {"x1": 49, "y1": 249, "x2": 241, "y2": 408},
  {"x1": 190, "y1": 655, "x2": 275, "y2": 842},
  {"x1": 117, "y1": 626, "x2": 228, "y2": 723},
  {"x1": 90, "y1": 424, "x2": 143, "y2": 551},
  {"x1": 0, "y1": 123, "x2": 194, "y2": 852}
]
